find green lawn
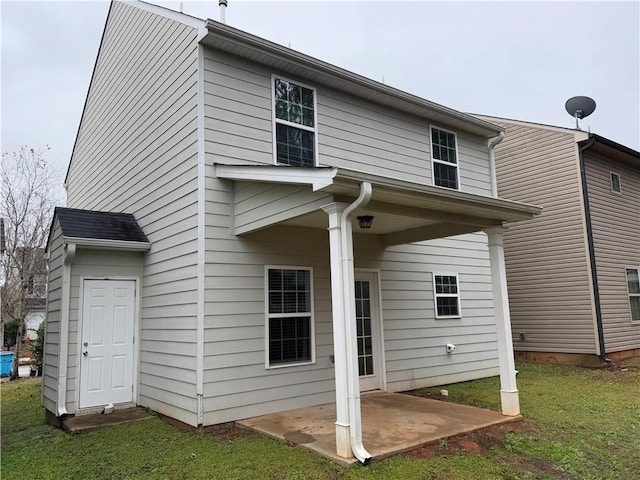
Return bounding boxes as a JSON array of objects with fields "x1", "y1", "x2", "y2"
[{"x1": 2, "y1": 361, "x2": 639, "y2": 479}]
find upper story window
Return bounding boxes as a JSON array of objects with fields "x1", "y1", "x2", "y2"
[
  {"x1": 273, "y1": 76, "x2": 317, "y2": 167},
  {"x1": 610, "y1": 172, "x2": 621, "y2": 194},
  {"x1": 433, "y1": 273, "x2": 461, "y2": 318},
  {"x1": 266, "y1": 266, "x2": 315, "y2": 367},
  {"x1": 27, "y1": 273, "x2": 47, "y2": 297},
  {"x1": 430, "y1": 126, "x2": 459, "y2": 190},
  {"x1": 626, "y1": 268, "x2": 640, "y2": 322}
]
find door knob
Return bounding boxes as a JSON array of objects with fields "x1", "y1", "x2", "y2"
[{"x1": 83, "y1": 351, "x2": 88, "y2": 357}]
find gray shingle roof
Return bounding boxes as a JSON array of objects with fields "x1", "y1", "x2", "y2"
[{"x1": 55, "y1": 207, "x2": 149, "y2": 243}]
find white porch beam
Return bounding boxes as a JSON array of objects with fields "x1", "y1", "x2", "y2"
[
  {"x1": 485, "y1": 226, "x2": 520, "y2": 416},
  {"x1": 381, "y1": 221, "x2": 497, "y2": 247},
  {"x1": 215, "y1": 164, "x2": 336, "y2": 191},
  {"x1": 321, "y1": 202, "x2": 351, "y2": 459}
]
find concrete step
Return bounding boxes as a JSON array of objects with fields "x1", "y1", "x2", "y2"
[{"x1": 62, "y1": 407, "x2": 154, "y2": 434}]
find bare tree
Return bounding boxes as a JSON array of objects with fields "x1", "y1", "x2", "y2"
[{"x1": 1, "y1": 146, "x2": 63, "y2": 379}]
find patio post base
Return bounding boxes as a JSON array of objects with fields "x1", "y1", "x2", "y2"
[
  {"x1": 500, "y1": 389, "x2": 520, "y2": 416},
  {"x1": 335, "y1": 422, "x2": 353, "y2": 458}
]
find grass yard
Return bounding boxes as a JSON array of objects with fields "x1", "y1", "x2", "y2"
[{"x1": 2, "y1": 361, "x2": 639, "y2": 479}]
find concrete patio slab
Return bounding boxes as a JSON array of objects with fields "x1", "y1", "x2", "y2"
[{"x1": 239, "y1": 392, "x2": 520, "y2": 465}]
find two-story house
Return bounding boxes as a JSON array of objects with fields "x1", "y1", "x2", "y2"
[
  {"x1": 476, "y1": 115, "x2": 640, "y2": 366},
  {"x1": 43, "y1": 1, "x2": 539, "y2": 462}
]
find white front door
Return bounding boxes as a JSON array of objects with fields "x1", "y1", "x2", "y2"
[
  {"x1": 354, "y1": 272, "x2": 383, "y2": 392},
  {"x1": 79, "y1": 279, "x2": 135, "y2": 408}
]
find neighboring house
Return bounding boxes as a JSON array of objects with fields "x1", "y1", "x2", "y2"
[
  {"x1": 21, "y1": 248, "x2": 47, "y2": 342},
  {"x1": 43, "y1": 1, "x2": 539, "y2": 462},
  {"x1": 477, "y1": 115, "x2": 640, "y2": 365},
  {"x1": 1, "y1": 247, "x2": 47, "y2": 345}
]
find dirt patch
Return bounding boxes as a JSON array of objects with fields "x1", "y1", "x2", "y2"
[
  {"x1": 410, "y1": 420, "x2": 582, "y2": 479},
  {"x1": 411, "y1": 419, "x2": 536, "y2": 460},
  {"x1": 606, "y1": 357, "x2": 640, "y2": 373},
  {"x1": 201, "y1": 422, "x2": 256, "y2": 441},
  {"x1": 159, "y1": 415, "x2": 254, "y2": 441}
]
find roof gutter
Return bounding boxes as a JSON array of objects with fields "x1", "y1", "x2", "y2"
[{"x1": 578, "y1": 137, "x2": 610, "y2": 363}]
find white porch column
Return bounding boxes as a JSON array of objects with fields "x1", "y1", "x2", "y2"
[
  {"x1": 321, "y1": 202, "x2": 352, "y2": 459},
  {"x1": 486, "y1": 226, "x2": 520, "y2": 416}
]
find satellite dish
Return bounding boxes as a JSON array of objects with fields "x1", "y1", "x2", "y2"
[{"x1": 565, "y1": 96, "x2": 596, "y2": 130}]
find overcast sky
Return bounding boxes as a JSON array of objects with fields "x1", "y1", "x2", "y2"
[{"x1": 2, "y1": 0, "x2": 639, "y2": 182}]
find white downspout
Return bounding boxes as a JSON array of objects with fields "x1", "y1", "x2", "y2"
[
  {"x1": 57, "y1": 243, "x2": 76, "y2": 416},
  {"x1": 340, "y1": 182, "x2": 373, "y2": 464},
  {"x1": 488, "y1": 131, "x2": 504, "y2": 198}
]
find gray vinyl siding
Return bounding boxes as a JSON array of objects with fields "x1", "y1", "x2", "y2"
[
  {"x1": 375, "y1": 233, "x2": 500, "y2": 391},
  {"x1": 584, "y1": 152, "x2": 640, "y2": 352},
  {"x1": 493, "y1": 122, "x2": 598, "y2": 354},
  {"x1": 203, "y1": 49, "x2": 492, "y2": 195},
  {"x1": 43, "y1": 221, "x2": 64, "y2": 413},
  {"x1": 202, "y1": 48, "x2": 499, "y2": 422},
  {"x1": 204, "y1": 172, "x2": 498, "y2": 423},
  {"x1": 65, "y1": 250, "x2": 144, "y2": 414},
  {"x1": 64, "y1": 1, "x2": 200, "y2": 423},
  {"x1": 232, "y1": 182, "x2": 332, "y2": 235},
  {"x1": 202, "y1": 223, "x2": 336, "y2": 424}
]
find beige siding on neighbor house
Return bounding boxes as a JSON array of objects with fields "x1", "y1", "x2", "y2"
[
  {"x1": 202, "y1": 46, "x2": 500, "y2": 423},
  {"x1": 584, "y1": 151, "x2": 640, "y2": 352},
  {"x1": 64, "y1": 1, "x2": 200, "y2": 424},
  {"x1": 43, "y1": 221, "x2": 64, "y2": 413},
  {"x1": 493, "y1": 121, "x2": 598, "y2": 354}
]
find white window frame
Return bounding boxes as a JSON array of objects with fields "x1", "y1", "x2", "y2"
[
  {"x1": 430, "y1": 125, "x2": 460, "y2": 190},
  {"x1": 264, "y1": 265, "x2": 316, "y2": 368},
  {"x1": 271, "y1": 74, "x2": 319, "y2": 167},
  {"x1": 625, "y1": 267, "x2": 640, "y2": 323},
  {"x1": 610, "y1": 172, "x2": 621, "y2": 194},
  {"x1": 433, "y1": 272, "x2": 462, "y2": 319}
]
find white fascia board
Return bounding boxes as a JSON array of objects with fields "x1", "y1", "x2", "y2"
[
  {"x1": 215, "y1": 164, "x2": 541, "y2": 222},
  {"x1": 63, "y1": 237, "x2": 151, "y2": 252},
  {"x1": 215, "y1": 164, "x2": 337, "y2": 191},
  {"x1": 332, "y1": 168, "x2": 542, "y2": 221}
]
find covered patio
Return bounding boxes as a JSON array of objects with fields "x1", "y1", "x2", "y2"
[
  {"x1": 217, "y1": 164, "x2": 540, "y2": 463},
  {"x1": 239, "y1": 392, "x2": 519, "y2": 465}
]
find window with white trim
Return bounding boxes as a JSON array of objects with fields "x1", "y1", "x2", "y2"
[
  {"x1": 433, "y1": 273, "x2": 461, "y2": 318},
  {"x1": 626, "y1": 268, "x2": 640, "y2": 322},
  {"x1": 267, "y1": 267, "x2": 314, "y2": 366},
  {"x1": 430, "y1": 126, "x2": 459, "y2": 189},
  {"x1": 273, "y1": 77, "x2": 317, "y2": 167},
  {"x1": 610, "y1": 172, "x2": 621, "y2": 193}
]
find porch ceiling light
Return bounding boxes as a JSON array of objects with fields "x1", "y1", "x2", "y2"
[{"x1": 357, "y1": 215, "x2": 374, "y2": 229}]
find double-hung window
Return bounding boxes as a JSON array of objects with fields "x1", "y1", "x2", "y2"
[
  {"x1": 266, "y1": 267, "x2": 314, "y2": 366},
  {"x1": 433, "y1": 273, "x2": 461, "y2": 318},
  {"x1": 273, "y1": 77, "x2": 317, "y2": 167},
  {"x1": 626, "y1": 268, "x2": 640, "y2": 322},
  {"x1": 430, "y1": 126, "x2": 459, "y2": 189}
]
